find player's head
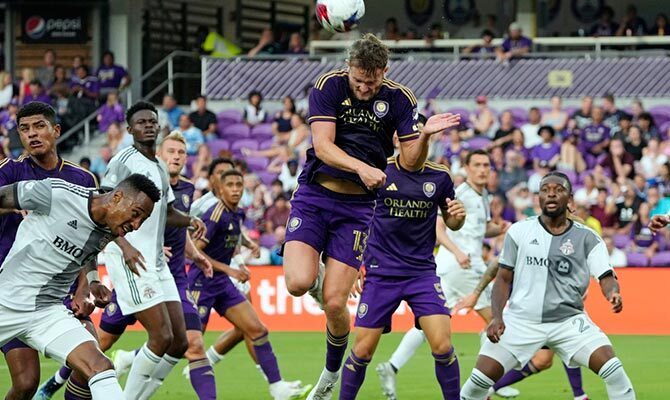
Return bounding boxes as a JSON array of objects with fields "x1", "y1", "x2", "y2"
[
  {"x1": 464, "y1": 149, "x2": 491, "y2": 187},
  {"x1": 539, "y1": 172, "x2": 573, "y2": 218},
  {"x1": 105, "y1": 173, "x2": 161, "y2": 237},
  {"x1": 208, "y1": 157, "x2": 235, "y2": 192},
  {"x1": 218, "y1": 169, "x2": 244, "y2": 208},
  {"x1": 126, "y1": 101, "x2": 159, "y2": 146},
  {"x1": 347, "y1": 33, "x2": 389, "y2": 101},
  {"x1": 17, "y1": 102, "x2": 60, "y2": 158},
  {"x1": 158, "y1": 131, "x2": 187, "y2": 177}
]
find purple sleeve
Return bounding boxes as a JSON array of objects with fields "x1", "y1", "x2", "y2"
[
  {"x1": 0, "y1": 160, "x2": 16, "y2": 186},
  {"x1": 86, "y1": 79, "x2": 99, "y2": 94},
  {"x1": 307, "y1": 78, "x2": 337, "y2": 124},
  {"x1": 502, "y1": 39, "x2": 511, "y2": 52},
  {"x1": 116, "y1": 66, "x2": 128, "y2": 78},
  {"x1": 440, "y1": 173, "x2": 456, "y2": 207},
  {"x1": 523, "y1": 37, "x2": 533, "y2": 48},
  {"x1": 203, "y1": 213, "x2": 221, "y2": 243},
  {"x1": 395, "y1": 90, "x2": 420, "y2": 142}
]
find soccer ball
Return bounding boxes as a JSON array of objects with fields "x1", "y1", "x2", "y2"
[{"x1": 315, "y1": 0, "x2": 366, "y2": 33}]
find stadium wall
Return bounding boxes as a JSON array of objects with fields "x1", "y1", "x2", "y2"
[{"x1": 93, "y1": 266, "x2": 669, "y2": 335}]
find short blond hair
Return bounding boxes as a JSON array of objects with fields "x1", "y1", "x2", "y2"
[
  {"x1": 348, "y1": 33, "x2": 389, "y2": 75},
  {"x1": 159, "y1": 131, "x2": 186, "y2": 148}
]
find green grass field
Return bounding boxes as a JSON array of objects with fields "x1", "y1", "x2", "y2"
[{"x1": 1, "y1": 332, "x2": 668, "y2": 399}]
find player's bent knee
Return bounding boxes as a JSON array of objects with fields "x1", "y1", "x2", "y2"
[
  {"x1": 248, "y1": 324, "x2": 269, "y2": 341},
  {"x1": 148, "y1": 328, "x2": 174, "y2": 354},
  {"x1": 352, "y1": 344, "x2": 375, "y2": 361},
  {"x1": 429, "y1": 339, "x2": 453, "y2": 356},
  {"x1": 9, "y1": 375, "x2": 39, "y2": 399},
  {"x1": 323, "y1": 296, "x2": 348, "y2": 316},
  {"x1": 285, "y1": 276, "x2": 311, "y2": 297}
]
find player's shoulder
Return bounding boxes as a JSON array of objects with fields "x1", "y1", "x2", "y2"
[
  {"x1": 423, "y1": 161, "x2": 453, "y2": 181},
  {"x1": 381, "y1": 78, "x2": 418, "y2": 106},
  {"x1": 110, "y1": 146, "x2": 140, "y2": 165},
  {"x1": 178, "y1": 175, "x2": 194, "y2": 188},
  {"x1": 313, "y1": 69, "x2": 348, "y2": 91},
  {"x1": 508, "y1": 217, "x2": 540, "y2": 236},
  {"x1": 204, "y1": 201, "x2": 228, "y2": 224},
  {"x1": 61, "y1": 159, "x2": 99, "y2": 188},
  {"x1": 570, "y1": 220, "x2": 603, "y2": 244},
  {"x1": 455, "y1": 182, "x2": 477, "y2": 198},
  {"x1": 0, "y1": 155, "x2": 23, "y2": 172},
  {"x1": 47, "y1": 178, "x2": 91, "y2": 199}
]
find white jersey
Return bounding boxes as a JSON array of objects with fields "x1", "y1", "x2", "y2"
[
  {"x1": 0, "y1": 179, "x2": 115, "y2": 311},
  {"x1": 190, "y1": 190, "x2": 218, "y2": 218},
  {"x1": 101, "y1": 146, "x2": 174, "y2": 271},
  {"x1": 499, "y1": 217, "x2": 612, "y2": 323},
  {"x1": 436, "y1": 183, "x2": 490, "y2": 275}
]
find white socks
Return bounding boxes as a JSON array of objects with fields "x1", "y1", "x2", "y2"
[
  {"x1": 139, "y1": 353, "x2": 181, "y2": 400},
  {"x1": 124, "y1": 343, "x2": 161, "y2": 400},
  {"x1": 598, "y1": 357, "x2": 636, "y2": 400},
  {"x1": 206, "y1": 346, "x2": 224, "y2": 365},
  {"x1": 460, "y1": 368, "x2": 494, "y2": 400},
  {"x1": 388, "y1": 327, "x2": 426, "y2": 370},
  {"x1": 89, "y1": 370, "x2": 124, "y2": 399}
]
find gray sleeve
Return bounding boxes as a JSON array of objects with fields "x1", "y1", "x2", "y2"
[
  {"x1": 498, "y1": 229, "x2": 518, "y2": 270},
  {"x1": 15, "y1": 179, "x2": 53, "y2": 214},
  {"x1": 101, "y1": 159, "x2": 131, "y2": 189}
]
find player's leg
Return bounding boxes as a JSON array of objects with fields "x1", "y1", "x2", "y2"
[
  {"x1": 460, "y1": 354, "x2": 514, "y2": 400},
  {"x1": 65, "y1": 341, "x2": 123, "y2": 399},
  {"x1": 420, "y1": 315, "x2": 460, "y2": 400},
  {"x1": 283, "y1": 240, "x2": 321, "y2": 297},
  {"x1": 3, "y1": 344, "x2": 40, "y2": 400},
  {"x1": 563, "y1": 363, "x2": 588, "y2": 400},
  {"x1": 584, "y1": 346, "x2": 635, "y2": 400},
  {"x1": 339, "y1": 327, "x2": 384, "y2": 400},
  {"x1": 491, "y1": 348, "x2": 552, "y2": 397},
  {"x1": 63, "y1": 319, "x2": 101, "y2": 400}
]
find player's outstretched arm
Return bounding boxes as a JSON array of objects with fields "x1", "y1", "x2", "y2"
[
  {"x1": 649, "y1": 214, "x2": 669, "y2": 233},
  {"x1": 194, "y1": 238, "x2": 249, "y2": 282},
  {"x1": 435, "y1": 216, "x2": 470, "y2": 268},
  {"x1": 599, "y1": 272, "x2": 623, "y2": 313},
  {"x1": 398, "y1": 113, "x2": 461, "y2": 171},
  {"x1": 167, "y1": 204, "x2": 207, "y2": 240},
  {"x1": 185, "y1": 233, "x2": 213, "y2": 278},
  {"x1": 453, "y1": 262, "x2": 499, "y2": 313},
  {"x1": 485, "y1": 220, "x2": 510, "y2": 238},
  {"x1": 487, "y1": 267, "x2": 513, "y2": 343},
  {"x1": 0, "y1": 183, "x2": 19, "y2": 210}
]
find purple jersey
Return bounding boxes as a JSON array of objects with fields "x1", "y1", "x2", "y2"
[
  {"x1": 304, "y1": 70, "x2": 420, "y2": 189},
  {"x1": 201, "y1": 201, "x2": 245, "y2": 281},
  {"x1": 96, "y1": 64, "x2": 128, "y2": 89},
  {"x1": 530, "y1": 141, "x2": 561, "y2": 161},
  {"x1": 364, "y1": 157, "x2": 455, "y2": 277},
  {"x1": 70, "y1": 75, "x2": 100, "y2": 95},
  {"x1": 164, "y1": 177, "x2": 195, "y2": 284},
  {"x1": 581, "y1": 123, "x2": 610, "y2": 151},
  {"x1": 22, "y1": 93, "x2": 52, "y2": 106},
  {"x1": 502, "y1": 36, "x2": 533, "y2": 52},
  {"x1": 97, "y1": 103, "x2": 125, "y2": 133},
  {"x1": 0, "y1": 156, "x2": 98, "y2": 265}
]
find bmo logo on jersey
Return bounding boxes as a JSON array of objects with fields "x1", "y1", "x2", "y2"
[
  {"x1": 53, "y1": 235, "x2": 84, "y2": 258},
  {"x1": 526, "y1": 256, "x2": 550, "y2": 267}
]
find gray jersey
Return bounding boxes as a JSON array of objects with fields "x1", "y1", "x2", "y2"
[
  {"x1": 0, "y1": 179, "x2": 114, "y2": 311},
  {"x1": 101, "y1": 146, "x2": 174, "y2": 271},
  {"x1": 498, "y1": 216, "x2": 612, "y2": 323},
  {"x1": 190, "y1": 190, "x2": 218, "y2": 219}
]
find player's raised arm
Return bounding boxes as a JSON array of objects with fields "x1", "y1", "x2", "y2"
[
  {"x1": 0, "y1": 179, "x2": 53, "y2": 213},
  {"x1": 397, "y1": 110, "x2": 461, "y2": 171}
]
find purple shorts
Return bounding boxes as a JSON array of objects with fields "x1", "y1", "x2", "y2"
[
  {"x1": 355, "y1": 274, "x2": 451, "y2": 332},
  {"x1": 284, "y1": 183, "x2": 375, "y2": 269},
  {"x1": 188, "y1": 269, "x2": 246, "y2": 328}
]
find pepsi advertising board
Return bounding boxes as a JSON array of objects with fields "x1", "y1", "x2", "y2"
[{"x1": 21, "y1": 8, "x2": 87, "y2": 43}]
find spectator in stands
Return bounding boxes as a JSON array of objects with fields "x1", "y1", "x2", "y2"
[
  {"x1": 248, "y1": 28, "x2": 282, "y2": 56},
  {"x1": 160, "y1": 93, "x2": 183, "y2": 132},
  {"x1": 246, "y1": 186, "x2": 268, "y2": 230},
  {"x1": 496, "y1": 22, "x2": 532, "y2": 62},
  {"x1": 70, "y1": 65, "x2": 99, "y2": 101},
  {"x1": 189, "y1": 95, "x2": 217, "y2": 141},
  {"x1": 616, "y1": 180, "x2": 644, "y2": 233},
  {"x1": 575, "y1": 203, "x2": 602, "y2": 235},
  {"x1": 624, "y1": 125, "x2": 646, "y2": 161},
  {"x1": 528, "y1": 162, "x2": 550, "y2": 193},
  {"x1": 597, "y1": 138, "x2": 635, "y2": 182},
  {"x1": 106, "y1": 122, "x2": 132, "y2": 156},
  {"x1": 629, "y1": 202, "x2": 658, "y2": 260},
  {"x1": 508, "y1": 129, "x2": 530, "y2": 166},
  {"x1": 602, "y1": 93, "x2": 630, "y2": 129},
  {"x1": 463, "y1": 30, "x2": 496, "y2": 55},
  {"x1": 508, "y1": 183, "x2": 535, "y2": 220},
  {"x1": 558, "y1": 130, "x2": 586, "y2": 172},
  {"x1": 97, "y1": 91, "x2": 125, "y2": 134},
  {"x1": 630, "y1": 99, "x2": 644, "y2": 122},
  {"x1": 36, "y1": 49, "x2": 56, "y2": 88},
  {"x1": 649, "y1": 13, "x2": 669, "y2": 36},
  {"x1": 18, "y1": 68, "x2": 35, "y2": 105},
  {"x1": 244, "y1": 230, "x2": 272, "y2": 265},
  {"x1": 264, "y1": 194, "x2": 290, "y2": 233},
  {"x1": 244, "y1": 90, "x2": 266, "y2": 127},
  {"x1": 383, "y1": 18, "x2": 401, "y2": 40},
  {"x1": 96, "y1": 50, "x2": 131, "y2": 100},
  {"x1": 541, "y1": 95, "x2": 569, "y2": 132},
  {"x1": 190, "y1": 143, "x2": 212, "y2": 180},
  {"x1": 590, "y1": 6, "x2": 618, "y2": 36},
  {"x1": 441, "y1": 128, "x2": 469, "y2": 170},
  {"x1": 269, "y1": 179, "x2": 285, "y2": 200},
  {"x1": 491, "y1": 110, "x2": 515, "y2": 148},
  {"x1": 640, "y1": 138, "x2": 667, "y2": 179},
  {"x1": 531, "y1": 125, "x2": 560, "y2": 169},
  {"x1": 499, "y1": 150, "x2": 527, "y2": 192},
  {"x1": 0, "y1": 101, "x2": 18, "y2": 157},
  {"x1": 575, "y1": 174, "x2": 599, "y2": 206},
  {"x1": 241, "y1": 172, "x2": 264, "y2": 208},
  {"x1": 270, "y1": 226, "x2": 285, "y2": 266},
  {"x1": 404, "y1": 28, "x2": 418, "y2": 39},
  {"x1": 604, "y1": 236, "x2": 628, "y2": 268},
  {"x1": 89, "y1": 146, "x2": 111, "y2": 181},
  {"x1": 581, "y1": 106, "x2": 610, "y2": 159},
  {"x1": 570, "y1": 95, "x2": 593, "y2": 129},
  {"x1": 617, "y1": 5, "x2": 647, "y2": 36},
  {"x1": 286, "y1": 32, "x2": 307, "y2": 55},
  {"x1": 22, "y1": 80, "x2": 51, "y2": 106},
  {"x1": 175, "y1": 114, "x2": 204, "y2": 156},
  {"x1": 70, "y1": 55, "x2": 83, "y2": 78},
  {"x1": 490, "y1": 146, "x2": 505, "y2": 171},
  {"x1": 278, "y1": 158, "x2": 301, "y2": 194},
  {"x1": 487, "y1": 169, "x2": 505, "y2": 199},
  {"x1": 469, "y1": 95, "x2": 496, "y2": 136},
  {"x1": 521, "y1": 107, "x2": 542, "y2": 148},
  {"x1": 48, "y1": 65, "x2": 70, "y2": 117},
  {"x1": 0, "y1": 72, "x2": 13, "y2": 109},
  {"x1": 637, "y1": 112, "x2": 659, "y2": 140},
  {"x1": 611, "y1": 113, "x2": 632, "y2": 139},
  {"x1": 273, "y1": 96, "x2": 300, "y2": 144},
  {"x1": 646, "y1": 184, "x2": 660, "y2": 210},
  {"x1": 591, "y1": 187, "x2": 618, "y2": 235}
]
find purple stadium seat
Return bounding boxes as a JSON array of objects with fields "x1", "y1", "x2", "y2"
[
  {"x1": 625, "y1": 252, "x2": 649, "y2": 267},
  {"x1": 265, "y1": 113, "x2": 276, "y2": 123},
  {"x1": 505, "y1": 107, "x2": 528, "y2": 126},
  {"x1": 658, "y1": 121, "x2": 670, "y2": 138},
  {"x1": 257, "y1": 171, "x2": 279, "y2": 186},
  {"x1": 251, "y1": 123, "x2": 275, "y2": 141},
  {"x1": 217, "y1": 109, "x2": 243, "y2": 123},
  {"x1": 467, "y1": 136, "x2": 491, "y2": 150},
  {"x1": 612, "y1": 234, "x2": 629, "y2": 249},
  {"x1": 563, "y1": 106, "x2": 578, "y2": 116},
  {"x1": 221, "y1": 123, "x2": 251, "y2": 141},
  {"x1": 231, "y1": 139, "x2": 259, "y2": 155},
  {"x1": 185, "y1": 155, "x2": 197, "y2": 178},
  {"x1": 259, "y1": 139, "x2": 275, "y2": 150},
  {"x1": 260, "y1": 233, "x2": 276, "y2": 249},
  {"x1": 650, "y1": 251, "x2": 670, "y2": 267},
  {"x1": 245, "y1": 156, "x2": 270, "y2": 172},
  {"x1": 557, "y1": 169, "x2": 577, "y2": 184},
  {"x1": 207, "y1": 139, "x2": 230, "y2": 157},
  {"x1": 446, "y1": 107, "x2": 470, "y2": 121}
]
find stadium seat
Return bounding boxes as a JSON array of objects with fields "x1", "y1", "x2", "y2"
[
  {"x1": 260, "y1": 233, "x2": 276, "y2": 249},
  {"x1": 245, "y1": 156, "x2": 270, "y2": 172},
  {"x1": 505, "y1": 107, "x2": 528, "y2": 126},
  {"x1": 658, "y1": 121, "x2": 670, "y2": 137},
  {"x1": 625, "y1": 252, "x2": 649, "y2": 267},
  {"x1": 208, "y1": 139, "x2": 230, "y2": 157},
  {"x1": 446, "y1": 107, "x2": 470, "y2": 122},
  {"x1": 217, "y1": 109, "x2": 243, "y2": 123},
  {"x1": 612, "y1": 234, "x2": 629, "y2": 249},
  {"x1": 467, "y1": 136, "x2": 491, "y2": 150},
  {"x1": 231, "y1": 139, "x2": 258, "y2": 155},
  {"x1": 557, "y1": 169, "x2": 578, "y2": 184},
  {"x1": 649, "y1": 251, "x2": 670, "y2": 267},
  {"x1": 259, "y1": 139, "x2": 275, "y2": 150},
  {"x1": 257, "y1": 171, "x2": 279, "y2": 186},
  {"x1": 251, "y1": 123, "x2": 275, "y2": 141},
  {"x1": 221, "y1": 123, "x2": 251, "y2": 141}
]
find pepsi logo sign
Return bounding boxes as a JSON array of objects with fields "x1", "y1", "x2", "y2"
[{"x1": 25, "y1": 16, "x2": 46, "y2": 39}]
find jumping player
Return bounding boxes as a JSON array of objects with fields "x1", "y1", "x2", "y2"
[
  {"x1": 460, "y1": 172, "x2": 636, "y2": 400},
  {"x1": 0, "y1": 174, "x2": 160, "y2": 399},
  {"x1": 281, "y1": 33, "x2": 460, "y2": 399}
]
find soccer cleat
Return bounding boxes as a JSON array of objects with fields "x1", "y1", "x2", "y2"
[
  {"x1": 306, "y1": 369, "x2": 339, "y2": 400},
  {"x1": 308, "y1": 261, "x2": 326, "y2": 309},
  {"x1": 269, "y1": 380, "x2": 313, "y2": 400},
  {"x1": 182, "y1": 364, "x2": 191, "y2": 380},
  {"x1": 33, "y1": 376, "x2": 62, "y2": 400},
  {"x1": 111, "y1": 349, "x2": 136, "y2": 377},
  {"x1": 375, "y1": 362, "x2": 398, "y2": 400},
  {"x1": 489, "y1": 385, "x2": 520, "y2": 398},
  {"x1": 574, "y1": 395, "x2": 589, "y2": 400}
]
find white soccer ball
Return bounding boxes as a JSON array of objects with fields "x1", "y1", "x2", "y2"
[{"x1": 315, "y1": 0, "x2": 366, "y2": 33}]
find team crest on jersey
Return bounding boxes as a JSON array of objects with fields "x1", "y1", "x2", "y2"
[
  {"x1": 423, "y1": 182, "x2": 436, "y2": 198},
  {"x1": 560, "y1": 239, "x2": 574, "y2": 256},
  {"x1": 182, "y1": 194, "x2": 190, "y2": 208},
  {"x1": 357, "y1": 303, "x2": 368, "y2": 318},
  {"x1": 373, "y1": 101, "x2": 389, "y2": 118},
  {"x1": 199, "y1": 306, "x2": 208, "y2": 317},
  {"x1": 288, "y1": 217, "x2": 302, "y2": 232},
  {"x1": 106, "y1": 302, "x2": 118, "y2": 316}
]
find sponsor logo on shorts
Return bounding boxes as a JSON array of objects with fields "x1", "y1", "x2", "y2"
[
  {"x1": 423, "y1": 182, "x2": 436, "y2": 198},
  {"x1": 198, "y1": 306, "x2": 208, "y2": 317},
  {"x1": 143, "y1": 286, "x2": 157, "y2": 299},
  {"x1": 288, "y1": 217, "x2": 302, "y2": 232},
  {"x1": 106, "y1": 302, "x2": 118, "y2": 316},
  {"x1": 357, "y1": 303, "x2": 368, "y2": 318},
  {"x1": 374, "y1": 100, "x2": 389, "y2": 118},
  {"x1": 560, "y1": 239, "x2": 574, "y2": 255}
]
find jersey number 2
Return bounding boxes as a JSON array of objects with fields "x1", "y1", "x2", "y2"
[{"x1": 572, "y1": 317, "x2": 590, "y2": 333}]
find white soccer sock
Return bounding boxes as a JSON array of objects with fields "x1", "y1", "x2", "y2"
[
  {"x1": 256, "y1": 363, "x2": 268, "y2": 381},
  {"x1": 460, "y1": 368, "x2": 495, "y2": 400},
  {"x1": 598, "y1": 357, "x2": 636, "y2": 400},
  {"x1": 124, "y1": 343, "x2": 161, "y2": 400},
  {"x1": 206, "y1": 346, "x2": 224, "y2": 365},
  {"x1": 139, "y1": 353, "x2": 181, "y2": 400},
  {"x1": 388, "y1": 327, "x2": 426, "y2": 371},
  {"x1": 54, "y1": 369, "x2": 68, "y2": 385},
  {"x1": 89, "y1": 370, "x2": 124, "y2": 399}
]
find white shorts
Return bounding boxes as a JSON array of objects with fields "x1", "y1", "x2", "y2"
[
  {"x1": 229, "y1": 257, "x2": 251, "y2": 295},
  {"x1": 438, "y1": 253, "x2": 491, "y2": 310},
  {"x1": 479, "y1": 312, "x2": 613, "y2": 371},
  {"x1": 0, "y1": 303, "x2": 96, "y2": 365},
  {"x1": 106, "y1": 251, "x2": 181, "y2": 315}
]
